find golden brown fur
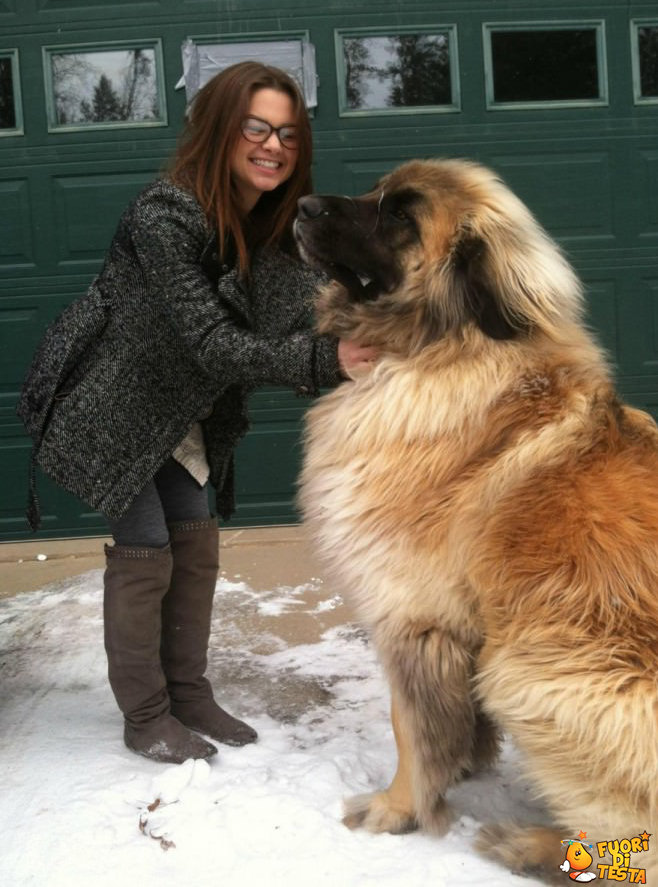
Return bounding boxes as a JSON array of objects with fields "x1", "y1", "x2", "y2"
[{"x1": 295, "y1": 159, "x2": 658, "y2": 883}]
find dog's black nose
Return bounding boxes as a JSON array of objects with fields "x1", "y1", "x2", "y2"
[{"x1": 297, "y1": 195, "x2": 328, "y2": 220}]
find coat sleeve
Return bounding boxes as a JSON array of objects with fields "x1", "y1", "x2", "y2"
[{"x1": 129, "y1": 182, "x2": 342, "y2": 395}]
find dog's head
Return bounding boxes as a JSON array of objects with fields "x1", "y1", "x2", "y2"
[{"x1": 293, "y1": 159, "x2": 584, "y2": 354}]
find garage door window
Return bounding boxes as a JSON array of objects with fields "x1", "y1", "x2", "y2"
[
  {"x1": 178, "y1": 34, "x2": 316, "y2": 109},
  {"x1": 43, "y1": 40, "x2": 167, "y2": 131},
  {"x1": 484, "y1": 22, "x2": 608, "y2": 109},
  {"x1": 0, "y1": 50, "x2": 22, "y2": 135},
  {"x1": 336, "y1": 26, "x2": 459, "y2": 116},
  {"x1": 632, "y1": 22, "x2": 658, "y2": 103}
]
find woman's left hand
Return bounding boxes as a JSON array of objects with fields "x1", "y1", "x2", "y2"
[{"x1": 337, "y1": 339, "x2": 380, "y2": 379}]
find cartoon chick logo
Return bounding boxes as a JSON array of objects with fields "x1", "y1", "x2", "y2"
[
  {"x1": 560, "y1": 830, "x2": 651, "y2": 883},
  {"x1": 560, "y1": 832, "x2": 596, "y2": 882}
]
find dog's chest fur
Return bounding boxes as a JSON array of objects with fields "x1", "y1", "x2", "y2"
[
  {"x1": 299, "y1": 341, "x2": 610, "y2": 638},
  {"x1": 300, "y1": 352, "x2": 519, "y2": 637}
]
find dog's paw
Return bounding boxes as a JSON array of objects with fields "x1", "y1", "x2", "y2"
[
  {"x1": 476, "y1": 823, "x2": 566, "y2": 883},
  {"x1": 420, "y1": 794, "x2": 455, "y2": 837},
  {"x1": 342, "y1": 792, "x2": 418, "y2": 835}
]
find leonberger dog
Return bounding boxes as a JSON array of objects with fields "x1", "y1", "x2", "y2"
[{"x1": 293, "y1": 159, "x2": 658, "y2": 883}]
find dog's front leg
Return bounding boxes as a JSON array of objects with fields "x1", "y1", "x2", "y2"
[
  {"x1": 343, "y1": 694, "x2": 418, "y2": 834},
  {"x1": 345, "y1": 624, "x2": 478, "y2": 836}
]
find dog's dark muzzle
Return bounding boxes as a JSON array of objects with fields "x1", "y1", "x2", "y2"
[
  {"x1": 297, "y1": 195, "x2": 335, "y2": 221},
  {"x1": 294, "y1": 195, "x2": 397, "y2": 301}
]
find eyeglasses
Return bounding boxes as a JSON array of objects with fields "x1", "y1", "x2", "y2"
[{"x1": 240, "y1": 116, "x2": 298, "y2": 149}]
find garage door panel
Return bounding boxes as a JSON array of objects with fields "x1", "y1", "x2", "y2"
[
  {"x1": 490, "y1": 151, "x2": 614, "y2": 243},
  {"x1": 2, "y1": 288, "x2": 88, "y2": 384},
  {"x1": 0, "y1": 179, "x2": 35, "y2": 268},
  {"x1": 581, "y1": 277, "x2": 619, "y2": 363},
  {"x1": 0, "y1": 449, "x2": 108, "y2": 539},
  {"x1": 616, "y1": 275, "x2": 658, "y2": 376},
  {"x1": 233, "y1": 425, "x2": 304, "y2": 526},
  {"x1": 52, "y1": 170, "x2": 159, "y2": 267},
  {"x1": 636, "y1": 149, "x2": 658, "y2": 237},
  {"x1": 580, "y1": 271, "x2": 658, "y2": 379},
  {"x1": 232, "y1": 389, "x2": 310, "y2": 526}
]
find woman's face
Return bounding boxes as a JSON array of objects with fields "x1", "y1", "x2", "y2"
[{"x1": 230, "y1": 87, "x2": 299, "y2": 212}]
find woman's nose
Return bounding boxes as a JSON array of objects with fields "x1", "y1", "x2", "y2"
[{"x1": 261, "y1": 130, "x2": 282, "y2": 149}]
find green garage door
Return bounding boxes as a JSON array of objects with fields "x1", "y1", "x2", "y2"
[{"x1": 2, "y1": 0, "x2": 657, "y2": 540}]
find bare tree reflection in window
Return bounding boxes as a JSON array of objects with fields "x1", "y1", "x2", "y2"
[
  {"x1": 120, "y1": 49, "x2": 155, "y2": 120},
  {"x1": 52, "y1": 53, "x2": 94, "y2": 124},
  {"x1": 343, "y1": 38, "x2": 375, "y2": 108},
  {"x1": 387, "y1": 34, "x2": 451, "y2": 106},
  {"x1": 0, "y1": 57, "x2": 16, "y2": 128},
  {"x1": 50, "y1": 48, "x2": 160, "y2": 126},
  {"x1": 343, "y1": 33, "x2": 452, "y2": 111}
]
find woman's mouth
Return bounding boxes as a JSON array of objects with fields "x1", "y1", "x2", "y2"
[{"x1": 251, "y1": 158, "x2": 281, "y2": 170}]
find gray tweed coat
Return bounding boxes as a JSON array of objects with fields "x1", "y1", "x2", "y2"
[{"x1": 17, "y1": 179, "x2": 340, "y2": 529}]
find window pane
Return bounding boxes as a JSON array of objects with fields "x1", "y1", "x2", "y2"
[
  {"x1": 491, "y1": 28, "x2": 600, "y2": 103},
  {"x1": 638, "y1": 26, "x2": 658, "y2": 97},
  {"x1": 49, "y1": 47, "x2": 163, "y2": 127},
  {"x1": 342, "y1": 32, "x2": 452, "y2": 111},
  {"x1": 0, "y1": 56, "x2": 17, "y2": 129}
]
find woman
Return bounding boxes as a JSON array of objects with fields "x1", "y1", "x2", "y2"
[{"x1": 18, "y1": 62, "x2": 375, "y2": 764}]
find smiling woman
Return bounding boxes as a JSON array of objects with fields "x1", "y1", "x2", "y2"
[{"x1": 17, "y1": 60, "x2": 376, "y2": 767}]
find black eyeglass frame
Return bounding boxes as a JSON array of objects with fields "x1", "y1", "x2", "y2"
[{"x1": 240, "y1": 115, "x2": 299, "y2": 149}]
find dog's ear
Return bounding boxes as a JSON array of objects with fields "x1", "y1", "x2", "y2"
[
  {"x1": 450, "y1": 180, "x2": 586, "y2": 340},
  {"x1": 451, "y1": 232, "x2": 522, "y2": 340}
]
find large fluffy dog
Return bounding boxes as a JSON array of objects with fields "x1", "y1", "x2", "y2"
[{"x1": 294, "y1": 159, "x2": 658, "y2": 883}]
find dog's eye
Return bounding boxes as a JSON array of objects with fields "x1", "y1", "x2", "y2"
[{"x1": 389, "y1": 208, "x2": 411, "y2": 222}]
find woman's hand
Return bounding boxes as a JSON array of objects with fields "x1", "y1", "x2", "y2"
[{"x1": 337, "y1": 339, "x2": 380, "y2": 379}]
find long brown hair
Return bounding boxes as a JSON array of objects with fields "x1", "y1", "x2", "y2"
[{"x1": 168, "y1": 61, "x2": 312, "y2": 274}]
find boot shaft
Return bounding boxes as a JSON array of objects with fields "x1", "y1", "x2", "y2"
[
  {"x1": 103, "y1": 543, "x2": 173, "y2": 723},
  {"x1": 161, "y1": 518, "x2": 219, "y2": 692},
  {"x1": 162, "y1": 519, "x2": 258, "y2": 747}
]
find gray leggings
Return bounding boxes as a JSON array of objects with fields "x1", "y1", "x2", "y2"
[{"x1": 106, "y1": 458, "x2": 211, "y2": 548}]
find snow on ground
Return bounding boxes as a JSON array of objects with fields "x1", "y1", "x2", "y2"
[{"x1": 0, "y1": 570, "x2": 548, "y2": 886}]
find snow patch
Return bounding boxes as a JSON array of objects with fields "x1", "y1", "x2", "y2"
[{"x1": 0, "y1": 570, "x2": 547, "y2": 886}]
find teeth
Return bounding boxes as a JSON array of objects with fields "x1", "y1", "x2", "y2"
[
  {"x1": 252, "y1": 159, "x2": 280, "y2": 169},
  {"x1": 357, "y1": 273, "x2": 372, "y2": 287}
]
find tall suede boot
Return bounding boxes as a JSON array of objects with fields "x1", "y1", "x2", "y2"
[
  {"x1": 162, "y1": 518, "x2": 257, "y2": 746},
  {"x1": 103, "y1": 543, "x2": 217, "y2": 763}
]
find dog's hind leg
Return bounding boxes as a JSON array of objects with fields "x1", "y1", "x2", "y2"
[
  {"x1": 478, "y1": 819, "x2": 657, "y2": 883},
  {"x1": 476, "y1": 824, "x2": 566, "y2": 884}
]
